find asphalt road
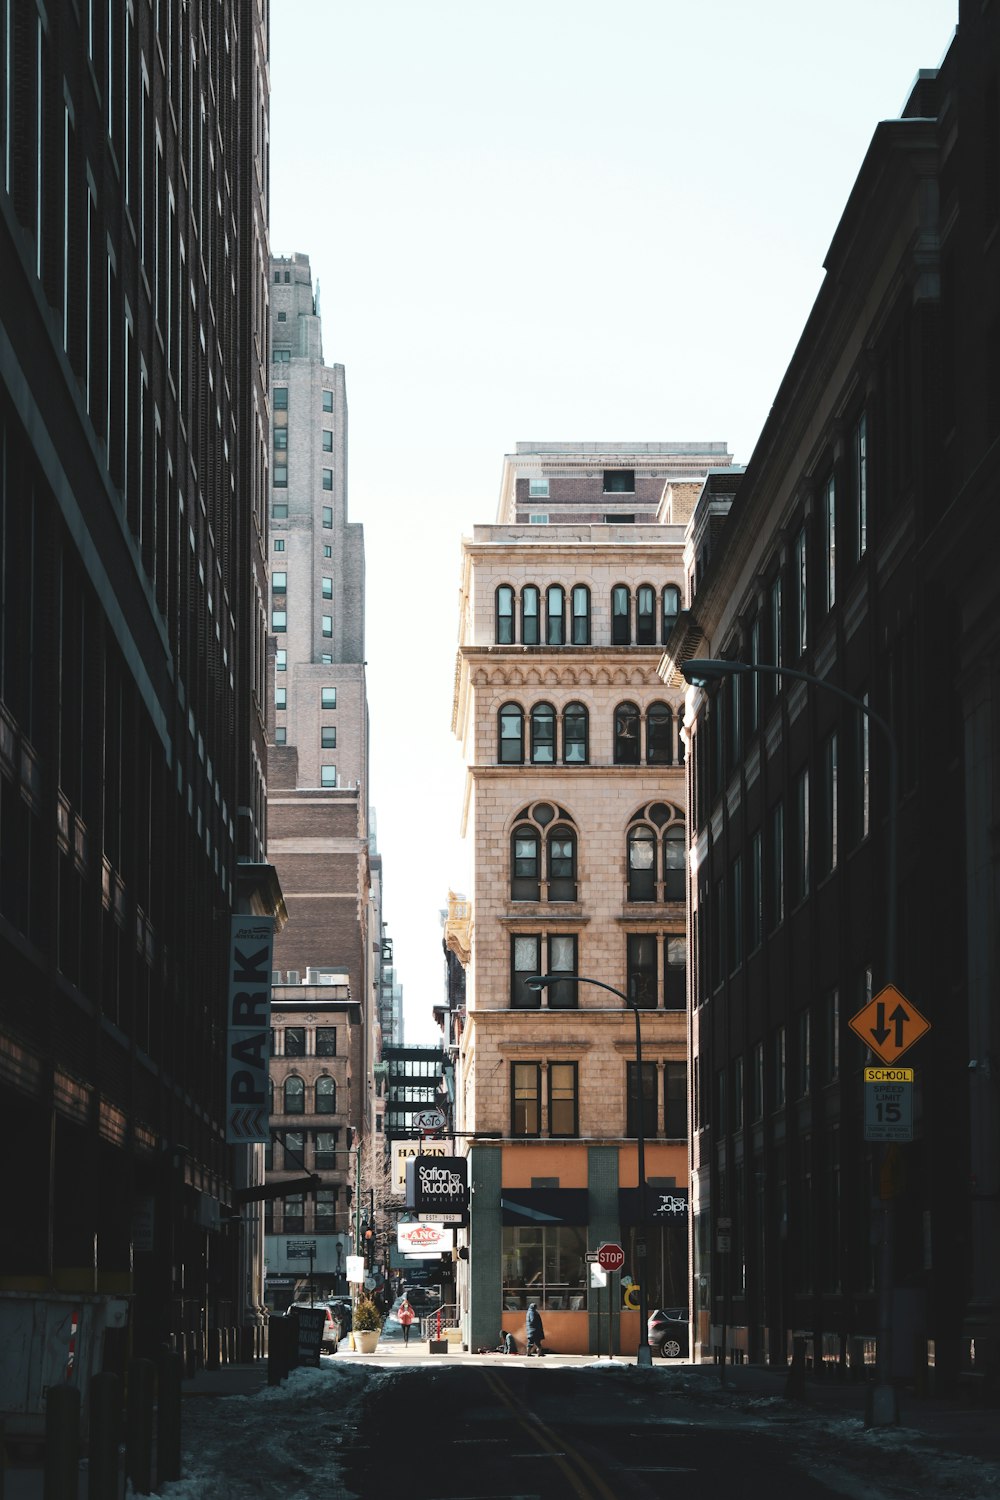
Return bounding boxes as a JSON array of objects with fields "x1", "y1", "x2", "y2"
[{"x1": 338, "y1": 1364, "x2": 849, "y2": 1499}]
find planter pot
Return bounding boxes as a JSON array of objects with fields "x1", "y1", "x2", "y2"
[
  {"x1": 427, "y1": 1339, "x2": 449, "y2": 1354},
  {"x1": 354, "y1": 1330, "x2": 380, "y2": 1354}
]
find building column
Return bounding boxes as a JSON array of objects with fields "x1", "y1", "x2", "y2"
[
  {"x1": 468, "y1": 1145, "x2": 503, "y2": 1353},
  {"x1": 587, "y1": 1146, "x2": 620, "y2": 1355}
]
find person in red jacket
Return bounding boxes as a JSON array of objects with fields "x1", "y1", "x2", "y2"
[{"x1": 398, "y1": 1297, "x2": 415, "y2": 1346}]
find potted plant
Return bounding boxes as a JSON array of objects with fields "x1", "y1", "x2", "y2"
[{"x1": 352, "y1": 1296, "x2": 382, "y2": 1354}]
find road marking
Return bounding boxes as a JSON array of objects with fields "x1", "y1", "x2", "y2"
[{"x1": 481, "y1": 1370, "x2": 618, "y2": 1500}]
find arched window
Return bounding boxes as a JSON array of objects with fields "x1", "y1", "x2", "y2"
[
  {"x1": 662, "y1": 584, "x2": 681, "y2": 639},
  {"x1": 627, "y1": 824, "x2": 656, "y2": 901},
  {"x1": 283, "y1": 1075, "x2": 305, "y2": 1115},
  {"x1": 496, "y1": 585, "x2": 515, "y2": 644},
  {"x1": 612, "y1": 585, "x2": 631, "y2": 645},
  {"x1": 646, "y1": 702, "x2": 674, "y2": 765},
  {"x1": 563, "y1": 703, "x2": 589, "y2": 764},
  {"x1": 664, "y1": 822, "x2": 686, "y2": 901},
  {"x1": 614, "y1": 702, "x2": 640, "y2": 765},
  {"x1": 511, "y1": 826, "x2": 541, "y2": 901},
  {"x1": 636, "y1": 585, "x2": 656, "y2": 644},
  {"x1": 498, "y1": 703, "x2": 524, "y2": 763},
  {"x1": 547, "y1": 825, "x2": 577, "y2": 902},
  {"x1": 521, "y1": 586, "x2": 540, "y2": 645},
  {"x1": 316, "y1": 1075, "x2": 336, "y2": 1115},
  {"x1": 546, "y1": 585, "x2": 565, "y2": 645},
  {"x1": 571, "y1": 585, "x2": 590, "y2": 645},
  {"x1": 530, "y1": 703, "x2": 556, "y2": 764}
]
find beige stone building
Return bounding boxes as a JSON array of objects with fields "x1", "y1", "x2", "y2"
[{"x1": 450, "y1": 442, "x2": 733, "y2": 1355}]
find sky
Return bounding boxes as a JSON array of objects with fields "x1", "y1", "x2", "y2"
[{"x1": 269, "y1": 0, "x2": 957, "y2": 1043}]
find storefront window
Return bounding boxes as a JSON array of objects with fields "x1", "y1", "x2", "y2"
[{"x1": 501, "y1": 1225, "x2": 587, "y2": 1312}]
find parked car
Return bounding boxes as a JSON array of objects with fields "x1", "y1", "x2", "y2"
[{"x1": 647, "y1": 1307, "x2": 689, "y2": 1359}]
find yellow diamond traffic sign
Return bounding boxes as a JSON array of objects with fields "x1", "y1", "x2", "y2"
[{"x1": 848, "y1": 984, "x2": 931, "y2": 1064}]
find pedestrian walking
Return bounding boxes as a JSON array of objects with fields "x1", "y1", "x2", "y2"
[
  {"x1": 525, "y1": 1302, "x2": 545, "y2": 1356},
  {"x1": 398, "y1": 1297, "x2": 415, "y2": 1346}
]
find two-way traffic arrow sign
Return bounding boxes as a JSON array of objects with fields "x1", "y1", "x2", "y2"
[{"x1": 848, "y1": 984, "x2": 931, "y2": 1064}]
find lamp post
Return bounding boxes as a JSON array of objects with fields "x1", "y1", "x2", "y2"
[
  {"x1": 526, "y1": 972, "x2": 654, "y2": 1367},
  {"x1": 681, "y1": 657, "x2": 900, "y2": 1425}
]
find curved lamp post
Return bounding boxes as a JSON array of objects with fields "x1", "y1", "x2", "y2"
[
  {"x1": 526, "y1": 972, "x2": 654, "y2": 1367},
  {"x1": 681, "y1": 658, "x2": 900, "y2": 1426}
]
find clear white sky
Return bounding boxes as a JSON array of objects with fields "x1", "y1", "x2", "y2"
[{"x1": 269, "y1": 0, "x2": 957, "y2": 1042}]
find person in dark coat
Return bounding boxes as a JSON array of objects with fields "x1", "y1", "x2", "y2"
[{"x1": 525, "y1": 1302, "x2": 545, "y2": 1354}]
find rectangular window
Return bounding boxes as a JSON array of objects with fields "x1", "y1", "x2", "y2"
[
  {"x1": 283, "y1": 1195, "x2": 304, "y2": 1233},
  {"x1": 511, "y1": 935, "x2": 541, "y2": 1008},
  {"x1": 731, "y1": 1056, "x2": 744, "y2": 1132},
  {"x1": 571, "y1": 585, "x2": 590, "y2": 645},
  {"x1": 854, "y1": 412, "x2": 867, "y2": 560},
  {"x1": 627, "y1": 933, "x2": 657, "y2": 1009},
  {"x1": 322, "y1": 430, "x2": 333, "y2": 451},
  {"x1": 749, "y1": 830, "x2": 763, "y2": 951},
  {"x1": 322, "y1": 687, "x2": 337, "y2": 709},
  {"x1": 322, "y1": 506, "x2": 333, "y2": 528},
  {"x1": 321, "y1": 766, "x2": 337, "y2": 788},
  {"x1": 528, "y1": 478, "x2": 549, "y2": 498},
  {"x1": 273, "y1": 387, "x2": 288, "y2": 410},
  {"x1": 315, "y1": 1190, "x2": 337, "y2": 1226},
  {"x1": 323, "y1": 545, "x2": 332, "y2": 558},
  {"x1": 322, "y1": 389, "x2": 333, "y2": 411},
  {"x1": 773, "y1": 1026, "x2": 786, "y2": 1110},
  {"x1": 272, "y1": 464, "x2": 287, "y2": 487},
  {"x1": 794, "y1": 527, "x2": 807, "y2": 657},
  {"x1": 275, "y1": 727, "x2": 286, "y2": 746},
  {"x1": 316, "y1": 1028, "x2": 337, "y2": 1057},
  {"x1": 275, "y1": 686, "x2": 287, "y2": 710},
  {"x1": 729, "y1": 856, "x2": 743, "y2": 970},
  {"x1": 314, "y1": 1132, "x2": 337, "y2": 1169},
  {"x1": 855, "y1": 694, "x2": 870, "y2": 843},
  {"x1": 322, "y1": 615, "x2": 333, "y2": 637},
  {"x1": 751, "y1": 1042, "x2": 764, "y2": 1122},
  {"x1": 748, "y1": 617, "x2": 760, "y2": 732},
  {"x1": 664, "y1": 936, "x2": 686, "y2": 1010},
  {"x1": 284, "y1": 1027, "x2": 305, "y2": 1057},
  {"x1": 271, "y1": 609, "x2": 286, "y2": 632},
  {"x1": 502, "y1": 1225, "x2": 587, "y2": 1312},
  {"x1": 273, "y1": 427, "x2": 287, "y2": 450},
  {"x1": 546, "y1": 935, "x2": 578, "y2": 1009},
  {"x1": 626, "y1": 1061, "x2": 657, "y2": 1138},
  {"x1": 275, "y1": 649, "x2": 287, "y2": 672},
  {"x1": 322, "y1": 468, "x2": 333, "y2": 490},
  {"x1": 820, "y1": 732, "x2": 838, "y2": 875},
  {"x1": 511, "y1": 1062, "x2": 541, "y2": 1136},
  {"x1": 548, "y1": 1062, "x2": 578, "y2": 1137},
  {"x1": 665, "y1": 1061, "x2": 687, "y2": 1139},
  {"x1": 272, "y1": 504, "x2": 288, "y2": 520},
  {"x1": 798, "y1": 1010, "x2": 811, "y2": 1097},
  {"x1": 273, "y1": 538, "x2": 285, "y2": 551},
  {"x1": 321, "y1": 727, "x2": 336, "y2": 749},
  {"x1": 824, "y1": 473, "x2": 836, "y2": 610},
  {"x1": 769, "y1": 575, "x2": 782, "y2": 691},
  {"x1": 824, "y1": 988, "x2": 840, "y2": 1082},
  {"x1": 793, "y1": 769, "x2": 809, "y2": 903},
  {"x1": 603, "y1": 469, "x2": 635, "y2": 493},
  {"x1": 322, "y1": 577, "x2": 333, "y2": 599},
  {"x1": 272, "y1": 571, "x2": 287, "y2": 594}
]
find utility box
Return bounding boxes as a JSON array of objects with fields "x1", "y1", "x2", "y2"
[{"x1": 0, "y1": 1292, "x2": 130, "y2": 1437}]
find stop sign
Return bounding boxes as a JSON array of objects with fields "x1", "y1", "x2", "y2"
[{"x1": 597, "y1": 1241, "x2": 625, "y2": 1272}]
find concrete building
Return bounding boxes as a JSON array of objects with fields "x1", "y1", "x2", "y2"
[
  {"x1": 0, "y1": 1, "x2": 280, "y2": 1371},
  {"x1": 452, "y1": 442, "x2": 734, "y2": 1354},
  {"x1": 661, "y1": 5, "x2": 998, "y2": 1384}
]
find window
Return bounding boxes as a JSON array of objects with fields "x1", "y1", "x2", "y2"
[
  {"x1": 321, "y1": 654, "x2": 333, "y2": 665},
  {"x1": 749, "y1": 830, "x2": 762, "y2": 951},
  {"x1": 502, "y1": 1225, "x2": 587, "y2": 1312},
  {"x1": 323, "y1": 545, "x2": 332, "y2": 558},
  {"x1": 819, "y1": 732, "x2": 838, "y2": 875},
  {"x1": 793, "y1": 768, "x2": 809, "y2": 903},
  {"x1": 769, "y1": 801, "x2": 784, "y2": 928},
  {"x1": 272, "y1": 571, "x2": 287, "y2": 595},
  {"x1": 274, "y1": 538, "x2": 285, "y2": 552},
  {"x1": 530, "y1": 703, "x2": 556, "y2": 763},
  {"x1": 521, "y1": 586, "x2": 540, "y2": 645},
  {"x1": 275, "y1": 727, "x2": 287, "y2": 746},
  {"x1": 315, "y1": 1076, "x2": 336, "y2": 1115},
  {"x1": 571, "y1": 585, "x2": 590, "y2": 645},
  {"x1": 665, "y1": 1062, "x2": 687, "y2": 1138},
  {"x1": 283, "y1": 1075, "x2": 305, "y2": 1114},
  {"x1": 528, "y1": 478, "x2": 550, "y2": 498},
  {"x1": 824, "y1": 988, "x2": 840, "y2": 1082},
  {"x1": 611, "y1": 585, "x2": 631, "y2": 645},
  {"x1": 662, "y1": 585, "x2": 680, "y2": 639},
  {"x1": 271, "y1": 609, "x2": 287, "y2": 633},
  {"x1": 321, "y1": 687, "x2": 337, "y2": 709},
  {"x1": 546, "y1": 934, "x2": 578, "y2": 1007},
  {"x1": 614, "y1": 702, "x2": 640, "y2": 765},
  {"x1": 529, "y1": 513, "x2": 549, "y2": 525},
  {"x1": 732, "y1": 1057, "x2": 744, "y2": 1132},
  {"x1": 562, "y1": 703, "x2": 588, "y2": 764},
  {"x1": 499, "y1": 703, "x2": 524, "y2": 764},
  {"x1": 322, "y1": 577, "x2": 333, "y2": 599},
  {"x1": 748, "y1": 616, "x2": 761, "y2": 734},
  {"x1": 315, "y1": 1190, "x2": 337, "y2": 1226},
  {"x1": 283, "y1": 1195, "x2": 304, "y2": 1233},
  {"x1": 322, "y1": 615, "x2": 333, "y2": 637},
  {"x1": 272, "y1": 465, "x2": 287, "y2": 488},
  {"x1": 275, "y1": 686, "x2": 287, "y2": 710},
  {"x1": 663, "y1": 823, "x2": 685, "y2": 901},
  {"x1": 511, "y1": 826, "x2": 540, "y2": 901},
  {"x1": 322, "y1": 468, "x2": 333, "y2": 491},
  {"x1": 322, "y1": 506, "x2": 333, "y2": 528},
  {"x1": 321, "y1": 766, "x2": 337, "y2": 788},
  {"x1": 549, "y1": 1063, "x2": 578, "y2": 1136},
  {"x1": 824, "y1": 473, "x2": 836, "y2": 611},
  {"x1": 496, "y1": 585, "x2": 514, "y2": 644},
  {"x1": 511, "y1": 935, "x2": 541, "y2": 1008},
  {"x1": 274, "y1": 427, "x2": 288, "y2": 451},
  {"x1": 627, "y1": 825, "x2": 656, "y2": 902},
  {"x1": 273, "y1": 388, "x2": 288, "y2": 410},
  {"x1": 854, "y1": 412, "x2": 868, "y2": 561},
  {"x1": 627, "y1": 933, "x2": 657, "y2": 1009},
  {"x1": 769, "y1": 574, "x2": 783, "y2": 692},
  {"x1": 636, "y1": 585, "x2": 656, "y2": 644},
  {"x1": 626, "y1": 1061, "x2": 657, "y2": 1137},
  {"x1": 276, "y1": 311, "x2": 287, "y2": 322},
  {"x1": 322, "y1": 430, "x2": 333, "y2": 451},
  {"x1": 322, "y1": 389, "x2": 333, "y2": 411},
  {"x1": 798, "y1": 1010, "x2": 811, "y2": 1097},
  {"x1": 773, "y1": 1026, "x2": 786, "y2": 1110},
  {"x1": 321, "y1": 727, "x2": 336, "y2": 749},
  {"x1": 276, "y1": 649, "x2": 287, "y2": 672},
  {"x1": 316, "y1": 1028, "x2": 337, "y2": 1057},
  {"x1": 511, "y1": 1062, "x2": 541, "y2": 1134},
  {"x1": 284, "y1": 1028, "x2": 306, "y2": 1057},
  {"x1": 853, "y1": 694, "x2": 870, "y2": 844},
  {"x1": 665, "y1": 937, "x2": 686, "y2": 1010},
  {"x1": 751, "y1": 1041, "x2": 764, "y2": 1122},
  {"x1": 547, "y1": 829, "x2": 577, "y2": 903},
  {"x1": 546, "y1": 585, "x2": 565, "y2": 645},
  {"x1": 646, "y1": 702, "x2": 673, "y2": 765},
  {"x1": 794, "y1": 527, "x2": 807, "y2": 657},
  {"x1": 314, "y1": 1131, "x2": 337, "y2": 1169},
  {"x1": 604, "y1": 469, "x2": 635, "y2": 493}
]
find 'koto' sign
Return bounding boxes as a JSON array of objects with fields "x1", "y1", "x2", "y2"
[{"x1": 225, "y1": 916, "x2": 274, "y2": 1144}]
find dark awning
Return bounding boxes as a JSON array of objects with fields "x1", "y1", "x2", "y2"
[
  {"x1": 618, "y1": 1185, "x2": 689, "y2": 1226},
  {"x1": 500, "y1": 1188, "x2": 590, "y2": 1227}
]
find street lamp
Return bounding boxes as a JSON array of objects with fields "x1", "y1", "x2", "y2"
[
  {"x1": 681, "y1": 657, "x2": 900, "y2": 1425},
  {"x1": 526, "y1": 972, "x2": 654, "y2": 1368}
]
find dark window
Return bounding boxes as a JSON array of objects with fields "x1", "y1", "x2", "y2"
[
  {"x1": 549, "y1": 1063, "x2": 578, "y2": 1136},
  {"x1": 626, "y1": 1061, "x2": 657, "y2": 1137},
  {"x1": 322, "y1": 389, "x2": 333, "y2": 411},
  {"x1": 627, "y1": 934, "x2": 657, "y2": 1009},
  {"x1": 530, "y1": 703, "x2": 556, "y2": 763},
  {"x1": 769, "y1": 802, "x2": 784, "y2": 928},
  {"x1": 511, "y1": 826, "x2": 541, "y2": 901},
  {"x1": 547, "y1": 828, "x2": 577, "y2": 902},
  {"x1": 322, "y1": 506, "x2": 333, "y2": 528},
  {"x1": 663, "y1": 823, "x2": 686, "y2": 902},
  {"x1": 748, "y1": 617, "x2": 761, "y2": 734},
  {"x1": 273, "y1": 464, "x2": 287, "y2": 488},
  {"x1": 792, "y1": 768, "x2": 809, "y2": 903},
  {"x1": 316, "y1": 1029, "x2": 337, "y2": 1056},
  {"x1": 646, "y1": 702, "x2": 673, "y2": 765},
  {"x1": 636, "y1": 585, "x2": 656, "y2": 644},
  {"x1": 749, "y1": 831, "x2": 763, "y2": 951},
  {"x1": 819, "y1": 732, "x2": 838, "y2": 876},
  {"x1": 322, "y1": 468, "x2": 333, "y2": 490},
  {"x1": 614, "y1": 702, "x2": 640, "y2": 765},
  {"x1": 499, "y1": 703, "x2": 524, "y2": 763},
  {"x1": 604, "y1": 469, "x2": 635, "y2": 493},
  {"x1": 662, "y1": 585, "x2": 680, "y2": 639},
  {"x1": 546, "y1": 934, "x2": 578, "y2": 1008},
  {"x1": 285, "y1": 1027, "x2": 305, "y2": 1058},
  {"x1": 665, "y1": 937, "x2": 686, "y2": 1010},
  {"x1": 611, "y1": 585, "x2": 631, "y2": 645},
  {"x1": 546, "y1": 585, "x2": 565, "y2": 645},
  {"x1": 521, "y1": 586, "x2": 540, "y2": 645},
  {"x1": 665, "y1": 1061, "x2": 687, "y2": 1138},
  {"x1": 824, "y1": 473, "x2": 836, "y2": 612},
  {"x1": 853, "y1": 413, "x2": 868, "y2": 561},
  {"x1": 283, "y1": 1075, "x2": 305, "y2": 1114},
  {"x1": 283, "y1": 1131, "x2": 305, "y2": 1170},
  {"x1": 321, "y1": 727, "x2": 336, "y2": 749},
  {"x1": 496, "y1": 585, "x2": 514, "y2": 644},
  {"x1": 511, "y1": 935, "x2": 541, "y2": 1008},
  {"x1": 283, "y1": 1195, "x2": 304, "y2": 1233},
  {"x1": 627, "y1": 825, "x2": 656, "y2": 902},
  {"x1": 315, "y1": 1076, "x2": 336, "y2": 1114},
  {"x1": 322, "y1": 429, "x2": 333, "y2": 451},
  {"x1": 562, "y1": 703, "x2": 588, "y2": 764},
  {"x1": 314, "y1": 1130, "x2": 337, "y2": 1169},
  {"x1": 512, "y1": 1062, "x2": 542, "y2": 1136},
  {"x1": 793, "y1": 526, "x2": 807, "y2": 657},
  {"x1": 273, "y1": 388, "x2": 288, "y2": 410},
  {"x1": 571, "y1": 585, "x2": 590, "y2": 645}
]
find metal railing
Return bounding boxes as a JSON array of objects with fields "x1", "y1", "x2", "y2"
[{"x1": 420, "y1": 1304, "x2": 459, "y2": 1340}]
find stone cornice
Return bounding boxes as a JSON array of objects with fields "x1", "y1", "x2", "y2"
[{"x1": 465, "y1": 655, "x2": 669, "y2": 690}]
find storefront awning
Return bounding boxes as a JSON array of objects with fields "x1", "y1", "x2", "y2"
[
  {"x1": 500, "y1": 1188, "x2": 589, "y2": 1226},
  {"x1": 618, "y1": 1185, "x2": 689, "y2": 1225}
]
